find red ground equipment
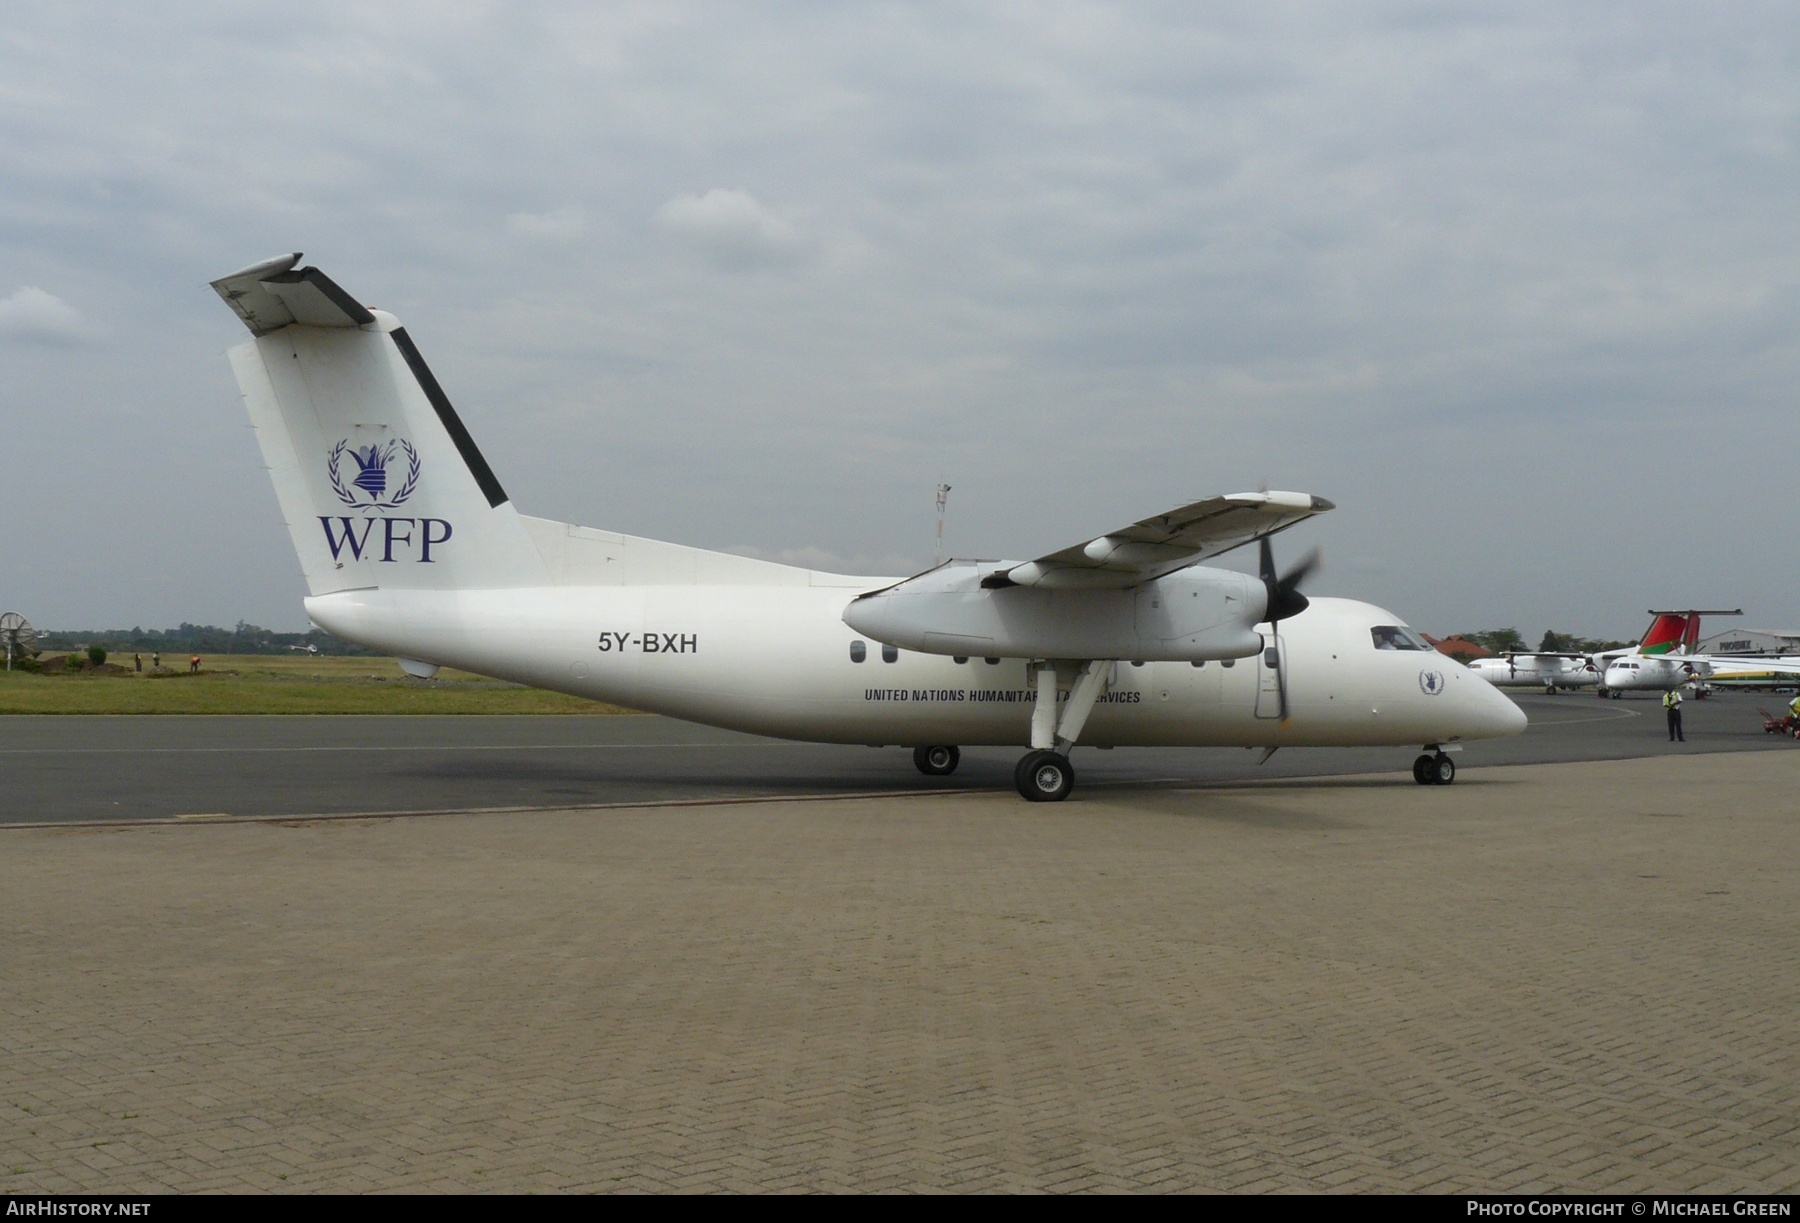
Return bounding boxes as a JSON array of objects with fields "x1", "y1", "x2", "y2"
[{"x1": 1756, "y1": 708, "x2": 1800, "y2": 738}]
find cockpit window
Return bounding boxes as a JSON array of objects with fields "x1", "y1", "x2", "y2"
[{"x1": 1370, "y1": 625, "x2": 1431, "y2": 651}]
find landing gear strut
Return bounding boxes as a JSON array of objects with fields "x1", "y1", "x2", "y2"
[
  {"x1": 1011, "y1": 659, "x2": 1111, "y2": 801},
  {"x1": 913, "y1": 745, "x2": 960, "y2": 776},
  {"x1": 1412, "y1": 751, "x2": 1457, "y2": 786}
]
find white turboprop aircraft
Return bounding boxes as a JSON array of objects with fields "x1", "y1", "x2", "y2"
[
  {"x1": 1465, "y1": 651, "x2": 1600, "y2": 694},
  {"x1": 1599, "y1": 610, "x2": 1800, "y2": 696},
  {"x1": 211, "y1": 255, "x2": 1526, "y2": 800}
]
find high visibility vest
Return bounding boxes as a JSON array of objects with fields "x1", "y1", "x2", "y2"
[{"x1": 1663, "y1": 690, "x2": 1682, "y2": 708}]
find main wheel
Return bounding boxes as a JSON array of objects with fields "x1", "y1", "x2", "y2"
[
  {"x1": 1429, "y1": 754, "x2": 1457, "y2": 785},
  {"x1": 1412, "y1": 754, "x2": 1435, "y2": 785},
  {"x1": 913, "y1": 744, "x2": 961, "y2": 776},
  {"x1": 1015, "y1": 750, "x2": 1074, "y2": 802}
]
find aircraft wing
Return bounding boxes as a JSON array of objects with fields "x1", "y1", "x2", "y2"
[
  {"x1": 1702, "y1": 656, "x2": 1800, "y2": 678},
  {"x1": 984, "y1": 490, "x2": 1333, "y2": 590}
]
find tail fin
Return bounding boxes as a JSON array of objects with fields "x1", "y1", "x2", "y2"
[
  {"x1": 213, "y1": 255, "x2": 546, "y2": 594},
  {"x1": 1638, "y1": 613, "x2": 1690, "y2": 656},
  {"x1": 1638, "y1": 608, "x2": 1743, "y2": 656}
]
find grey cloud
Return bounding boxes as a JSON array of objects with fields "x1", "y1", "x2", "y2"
[
  {"x1": 654, "y1": 189, "x2": 805, "y2": 270},
  {"x1": 0, "y1": 287, "x2": 90, "y2": 345},
  {"x1": 0, "y1": 3, "x2": 1795, "y2": 640},
  {"x1": 505, "y1": 207, "x2": 588, "y2": 243}
]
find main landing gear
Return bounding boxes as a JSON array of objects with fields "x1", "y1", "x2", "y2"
[
  {"x1": 1005, "y1": 659, "x2": 1112, "y2": 802},
  {"x1": 913, "y1": 744, "x2": 961, "y2": 776},
  {"x1": 1015, "y1": 750, "x2": 1074, "y2": 802},
  {"x1": 1412, "y1": 750, "x2": 1457, "y2": 786}
]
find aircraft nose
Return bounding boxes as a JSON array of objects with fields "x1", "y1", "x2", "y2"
[{"x1": 1468, "y1": 672, "x2": 1528, "y2": 737}]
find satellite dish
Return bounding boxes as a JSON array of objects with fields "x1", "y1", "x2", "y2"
[{"x1": 0, "y1": 612, "x2": 36, "y2": 670}]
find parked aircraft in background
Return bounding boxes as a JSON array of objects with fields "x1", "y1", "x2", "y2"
[
  {"x1": 1600, "y1": 610, "x2": 1800, "y2": 696},
  {"x1": 211, "y1": 254, "x2": 1526, "y2": 801},
  {"x1": 1465, "y1": 652, "x2": 1600, "y2": 694}
]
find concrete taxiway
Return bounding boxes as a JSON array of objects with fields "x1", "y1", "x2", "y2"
[
  {"x1": 3, "y1": 694, "x2": 1798, "y2": 1192},
  {"x1": 0, "y1": 690, "x2": 1789, "y2": 825},
  {"x1": 3, "y1": 747, "x2": 1799, "y2": 1193}
]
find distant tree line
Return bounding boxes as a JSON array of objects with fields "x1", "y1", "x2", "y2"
[
  {"x1": 32, "y1": 621, "x2": 381, "y2": 656},
  {"x1": 1458, "y1": 628, "x2": 1635, "y2": 654}
]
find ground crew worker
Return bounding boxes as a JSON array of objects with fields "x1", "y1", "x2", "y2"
[
  {"x1": 1788, "y1": 691, "x2": 1800, "y2": 730},
  {"x1": 1663, "y1": 687, "x2": 1685, "y2": 742}
]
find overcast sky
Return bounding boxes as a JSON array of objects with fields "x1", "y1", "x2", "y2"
[{"x1": 2, "y1": 2, "x2": 1796, "y2": 639}]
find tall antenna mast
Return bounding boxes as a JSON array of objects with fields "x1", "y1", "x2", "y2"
[{"x1": 934, "y1": 483, "x2": 952, "y2": 567}]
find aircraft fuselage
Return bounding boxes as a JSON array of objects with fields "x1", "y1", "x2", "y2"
[
  {"x1": 1466, "y1": 655, "x2": 1600, "y2": 691},
  {"x1": 307, "y1": 586, "x2": 1524, "y2": 748}
]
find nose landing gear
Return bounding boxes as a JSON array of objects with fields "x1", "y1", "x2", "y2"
[{"x1": 1412, "y1": 750, "x2": 1457, "y2": 785}]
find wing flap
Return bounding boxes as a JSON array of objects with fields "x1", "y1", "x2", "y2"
[{"x1": 991, "y1": 490, "x2": 1332, "y2": 589}]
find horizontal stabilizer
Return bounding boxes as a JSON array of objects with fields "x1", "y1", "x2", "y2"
[
  {"x1": 986, "y1": 490, "x2": 1332, "y2": 590},
  {"x1": 211, "y1": 254, "x2": 375, "y2": 336}
]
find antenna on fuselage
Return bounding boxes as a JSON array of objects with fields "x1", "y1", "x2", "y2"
[{"x1": 934, "y1": 483, "x2": 952, "y2": 567}]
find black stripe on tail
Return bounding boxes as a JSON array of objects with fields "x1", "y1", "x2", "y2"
[{"x1": 389, "y1": 327, "x2": 510, "y2": 509}]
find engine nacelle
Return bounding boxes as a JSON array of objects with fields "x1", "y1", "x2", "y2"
[{"x1": 843, "y1": 562, "x2": 1267, "y2": 661}]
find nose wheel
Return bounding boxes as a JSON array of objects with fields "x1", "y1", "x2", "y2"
[
  {"x1": 1412, "y1": 752, "x2": 1457, "y2": 785},
  {"x1": 912, "y1": 745, "x2": 961, "y2": 776},
  {"x1": 1015, "y1": 750, "x2": 1074, "y2": 801}
]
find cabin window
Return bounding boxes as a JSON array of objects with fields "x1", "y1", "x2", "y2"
[
  {"x1": 985, "y1": 657, "x2": 1000, "y2": 665},
  {"x1": 1370, "y1": 625, "x2": 1430, "y2": 651},
  {"x1": 849, "y1": 640, "x2": 866, "y2": 663},
  {"x1": 1220, "y1": 658, "x2": 1235, "y2": 668},
  {"x1": 953, "y1": 656, "x2": 967, "y2": 664},
  {"x1": 1191, "y1": 660, "x2": 1205, "y2": 668},
  {"x1": 1263, "y1": 648, "x2": 1280, "y2": 667},
  {"x1": 1130, "y1": 660, "x2": 1144, "y2": 667},
  {"x1": 882, "y1": 644, "x2": 899, "y2": 663}
]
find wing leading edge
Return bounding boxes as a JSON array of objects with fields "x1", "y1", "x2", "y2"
[{"x1": 984, "y1": 490, "x2": 1333, "y2": 590}]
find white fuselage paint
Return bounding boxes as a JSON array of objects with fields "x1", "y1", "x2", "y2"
[
  {"x1": 1602, "y1": 654, "x2": 1705, "y2": 693},
  {"x1": 1466, "y1": 656, "x2": 1600, "y2": 690},
  {"x1": 305, "y1": 585, "x2": 1526, "y2": 749},
  {"x1": 1602, "y1": 650, "x2": 1800, "y2": 693}
]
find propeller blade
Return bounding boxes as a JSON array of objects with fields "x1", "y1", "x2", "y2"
[
  {"x1": 1261, "y1": 542, "x2": 1321, "y2": 623},
  {"x1": 1275, "y1": 627, "x2": 1290, "y2": 722}
]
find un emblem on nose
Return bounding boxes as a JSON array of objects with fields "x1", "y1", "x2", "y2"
[{"x1": 1419, "y1": 669, "x2": 1445, "y2": 695}]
